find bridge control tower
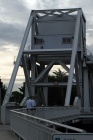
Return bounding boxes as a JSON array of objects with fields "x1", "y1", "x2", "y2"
[{"x1": 2, "y1": 8, "x2": 93, "y2": 112}]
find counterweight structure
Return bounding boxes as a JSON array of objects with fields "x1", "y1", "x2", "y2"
[{"x1": 2, "y1": 8, "x2": 93, "y2": 109}]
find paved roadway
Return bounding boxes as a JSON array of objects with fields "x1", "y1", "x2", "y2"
[{"x1": 0, "y1": 125, "x2": 18, "y2": 140}]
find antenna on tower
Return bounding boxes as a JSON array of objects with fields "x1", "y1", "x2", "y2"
[{"x1": 13, "y1": 56, "x2": 16, "y2": 65}]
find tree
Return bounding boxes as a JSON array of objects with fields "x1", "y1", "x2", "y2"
[
  {"x1": 48, "y1": 69, "x2": 77, "y2": 105},
  {"x1": 18, "y1": 82, "x2": 25, "y2": 94},
  {"x1": 10, "y1": 91, "x2": 24, "y2": 104},
  {"x1": 53, "y1": 68, "x2": 67, "y2": 82},
  {"x1": 48, "y1": 69, "x2": 68, "y2": 106},
  {"x1": 9, "y1": 82, "x2": 25, "y2": 104},
  {"x1": 0, "y1": 78, "x2": 7, "y2": 105}
]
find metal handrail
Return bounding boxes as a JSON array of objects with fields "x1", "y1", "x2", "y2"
[
  {"x1": 11, "y1": 109, "x2": 85, "y2": 133},
  {"x1": 84, "y1": 49, "x2": 93, "y2": 61},
  {"x1": 12, "y1": 106, "x2": 80, "y2": 111}
]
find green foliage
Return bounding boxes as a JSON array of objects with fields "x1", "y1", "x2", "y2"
[
  {"x1": 9, "y1": 82, "x2": 25, "y2": 103},
  {"x1": 53, "y1": 68, "x2": 67, "y2": 82},
  {"x1": 10, "y1": 91, "x2": 24, "y2": 103},
  {"x1": 1, "y1": 84, "x2": 7, "y2": 105},
  {"x1": 48, "y1": 68, "x2": 68, "y2": 82},
  {"x1": 18, "y1": 82, "x2": 25, "y2": 93},
  {"x1": 48, "y1": 69, "x2": 77, "y2": 106},
  {"x1": 48, "y1": 69, "x2": 68, "y2": 106},
  {"x1": 9, "y1": 82, "x2": 25, "y2": 104}
]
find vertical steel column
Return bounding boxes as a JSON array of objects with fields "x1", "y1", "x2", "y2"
[
  {"x1": 91, "y1": 76, "x2": 93, "y2": 107},
  {"x1": 22, "y1": 55, "x2": 31, "y2": 96},
  {"x1": 78, "y1": 60, "x2": 83, "y2": 106},
  {"x1": 65, "y1": 9, "x2": 82, "y2": 106},
  {"x1": 58, "y1": 60, "x2": 76, "y2": 80},
  {"x1": 2, "y1": 12, "x2": 34, "y2": 106},
  {"x1": 75, "y1": 57, "x2": 81, "y2": 107},
  {"x1": 24, "y1": 82, "x2": 29, "y2": 97},
  {"x1": 89, "y1": 73, "x2": 92, "y2": 107},
  {"x1": 75, "y1": 57, "x2": 81, "y2": 97},
  {"x1": 83, "y1": 67, "x2": 90, "y2": 111},
  {"x1": 43, "y1": 77, "x2": 48, "y2": 106},
  {"x1": 31, "y1": 55, "x2": 36, "y2": 96}
]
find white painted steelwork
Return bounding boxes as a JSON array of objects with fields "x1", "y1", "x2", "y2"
[
  {"x1": 2, "y1": 9, "x2": 93, "y2": 138},
  {"x1": 10, "y1": 108, "x2": 85, "y2": 140},
  {"x1": 2, "y1": 11, "x2": 34, "y2": 106},
  {"x1": 3, "y1": 8, "x2": 91, "y2": 108},
  {"x1": 16, "y1": 106, "x2": 81, "y2": 122}
]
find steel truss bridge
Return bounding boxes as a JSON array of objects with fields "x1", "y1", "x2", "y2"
[{"x1": 1, "y1": 8, "x2": 93, "y2": 140}]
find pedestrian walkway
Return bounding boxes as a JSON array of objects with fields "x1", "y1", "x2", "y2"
[{"x1": 0, "y1": 125, "x2": 18, "y2": 140}]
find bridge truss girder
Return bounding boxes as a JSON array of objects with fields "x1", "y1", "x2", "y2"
[{"x1": 2, "y1": 8, "x2": 93, "y2": 110}]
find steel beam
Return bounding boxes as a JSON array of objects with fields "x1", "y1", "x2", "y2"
[
  {"x1": 83, "y1": 67, "x2": 90, "y2": 111},
  {"x1": 43, "y1": 77, "x2": 48, "y2": 106},
  {"x1": 31, "y1": 82, "x2": 76, "y2": 87},
  {"x1": 31, "y1": 55, "x2": 36, "y2": 96},
  {"x1": 22, "y1": 55, "x2": 31, "y2": 96},
  {"x1": 2, "y1": 12, "x2": 34, "y2": 106},
  {"x1": 23, "y1": 48, "x2": 73, "y2": 55},
  {"x1": 58, "y1": 60, "x2": 76, "y2": 80},
  {"x1": 35, "y1": 8, "x2": 81, "y2": 13},
  {"x1": 65, "y1": 9, "x2": 82, "y2": 106},
  {"x1": 78, "y1": 59, "x2": 83, "y2": 106},
  {"x1": 75, "y1": 56, "x2": 81, "y2": 97},
  {"x1": 34, "y1": 61, "x2": 54, "y2": 82}
]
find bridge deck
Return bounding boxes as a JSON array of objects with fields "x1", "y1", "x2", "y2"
[
  {"x1": 10, "y1": 107, "x2": 86, "y2": 140},
  {"x1": 0, "y1": 125, "x2": 17, "y2": 140},
  {"x1": 2, "y1": 107, "x2": 93, "y2": 140}
]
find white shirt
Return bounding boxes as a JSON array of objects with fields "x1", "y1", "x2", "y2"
[
  {"x1": 25, "y1": 99, "x2": 33, "y2": 108},
  {"x1": 31, "y1": 99, "x2": 36, "y2": 107},
  {"x1": 25, "y1": 99, "x2": 36, "y2": 108}
]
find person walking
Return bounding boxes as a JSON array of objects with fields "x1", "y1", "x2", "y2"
[
  {"x1": 25, "y1": 96, "x2": 36, "y2": 109},
  {"x1": 31, "y1": 96, "x2": 36, "y2": 107},
  {"x1": 25, "y1": 96, "x2": 32, "y2": 109}
]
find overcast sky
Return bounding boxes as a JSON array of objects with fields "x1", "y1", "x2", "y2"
[{"x1": 0, "y1": 0, "x2": 93, "y2": 91}]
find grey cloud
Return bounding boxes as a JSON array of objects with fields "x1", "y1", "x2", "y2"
[
  {"x1": 0, "y1": 0, "x2": 30, "y2": 24},
  {"x1": 0, "y1": 0, "x2": 31, "y2": 51},
  {"x1": 87, "y1": 30, "x2": 93, "y2": 36},
  {"x1": 3, "y1": 80, "x2": 24, "y2": 90},
  {"x1": 0, "y1": 0, "x2": 93, "y2": 51},
  {"x1": 86, "y1": 45, "x2": 93, "y2": 55},
  {"x1": 0, "y1": 20, "x2": 25, "y2": 48},
  {"x1": 3, "y1": 78, "x2": 24, "y2": 82},
  {"x1": 33, "y1": 0, "x2": 69, "y2": 9}
]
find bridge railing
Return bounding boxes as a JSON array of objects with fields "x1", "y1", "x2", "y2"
[
  {"x1": 10, "y1": 110, "x2": 85, "y2": 140},
  {"x1": 17, "y1": 106, "x2": 80, "y2": 119},
  {"x1": 84, "y1": 49, "x2": 93, "y2": 61},
  {"x1": 10, "y1": 107, "x2": 85, "y2": 140}
]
